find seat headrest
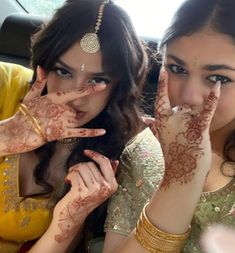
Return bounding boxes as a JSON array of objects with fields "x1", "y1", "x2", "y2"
[{"x1": 0, "y1": 13, "x2": 44, "y2": 65}]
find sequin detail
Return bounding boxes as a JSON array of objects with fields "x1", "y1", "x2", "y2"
[
  {"x1": 183, "y1": 178, "x2": 235, "y2": 253},
  {"x1": 2, "y1": 155, "x2": 50, "y2": 214},
  {"x1": 104, "y1": 128, "x2": 164, "y2": 235}
]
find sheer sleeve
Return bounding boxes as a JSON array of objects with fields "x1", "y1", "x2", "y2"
[{"x1": 0, "y1": 61, "x2": 32, "y2": 120}]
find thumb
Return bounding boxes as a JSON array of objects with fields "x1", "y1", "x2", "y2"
[
  {"x1": 24, "y1": 66, "x2": 47, "y2": 101},
  {"x1": 142, "y1": 116, "x2": 159, "y2": 140}
]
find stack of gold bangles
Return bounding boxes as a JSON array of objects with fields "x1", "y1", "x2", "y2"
[
  {"x1": 135, "y1": 203, "x2": 190, "y2": 253},
  {"x1": 19, "y1": 103, "x2": 47, "y2": 143}
]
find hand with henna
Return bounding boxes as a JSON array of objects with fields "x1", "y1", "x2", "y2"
[
  {"x1": 149, "y1": 67, "x2": 220, "y2": 189},
  {"x1": 0, "y1": 66, "x2": 106, "y2": 156},
  {"x1": 51, "y1": 150, "x2": 118, "y2": 243},
  {"x1": 27, "y1": 150, "x2": 118, "y2": 253}
]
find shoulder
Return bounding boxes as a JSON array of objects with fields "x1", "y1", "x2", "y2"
[
  {"x1": 117, "y1": 127, "x2": 164, "y2": 196},
  {"x1": 0, "y1": 61, "x2": 33, "y2": 86},
  {"x1": 121, "y1": 127, "x2": 163, "y2": 166},
  {"x1": 0, "y1": 62, "x2": 33, "y2": 119},
  {"x1": 105, "y1": 128, "x2": 164, "y2": 235}
]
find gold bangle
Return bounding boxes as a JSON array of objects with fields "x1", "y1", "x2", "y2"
[
  {"x1": 135, "y1": 203, "x2": 190, "y2": 253},
  {"x1": 19, "y1": 103, "x2": 47, "y2": 143}
]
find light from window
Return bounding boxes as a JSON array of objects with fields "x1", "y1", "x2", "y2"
[
  {"x1": 16, "y1": 0, "x2": 185, "y2": 39},
  {"x1": 115, "y1": 0, "x2": 185, "y2": 39}
]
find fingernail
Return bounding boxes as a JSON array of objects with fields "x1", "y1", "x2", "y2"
[
  {"x1": 37, "y1": 66, "x2": 46, "y2": 82},
  {"x1": 64, "y1": 177, "x2": 71, "y2": 184},
  {"x1": 84, "y1": 149, "x2": 91, "y2": 154},
  {"x1": 36, "y1": 66, "x2": 42, "y2": 82},
  {"x1": 97, "y1": 129, "x2": 106, "y2": 135},
  {"x1": 214, "y1": 81, "x2": 221, "y2": 91},
  {"x1": 84, "y1": 149, "x2": 98, "y2": 158},
  {"x1": 111, "y1": 160, "x2": 119, "y2": 173},
  {"x1": 161, "y1": 65, "x2": 166, "y2": 72}
]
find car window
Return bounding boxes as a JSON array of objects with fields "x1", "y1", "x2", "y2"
[{"x1": 16, "y1": 0, "x2": 185, "y2": 39}]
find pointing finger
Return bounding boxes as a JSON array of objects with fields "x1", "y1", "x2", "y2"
[{"x1": 24, "y1": 66, "x2": 47, "y2": 101}]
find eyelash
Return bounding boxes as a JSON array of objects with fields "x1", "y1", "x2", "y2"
[
  {"x1": 52, "y1": 67, "x2": 111, "y2": 84},
  {"x1": 206, "y1": 75, "x2": 231, "y2": 84},
  {"x1": 167, "y1": 64, "x2": 232, "y2": 85},
  {"x1": 168, "y1": 64, "x2": 187, "y2": 75},
  {"x1": 53, "y1": 67, "x2": 72, "y2": 79},
  {"x1": 88, "y1": 77, "x2": 111, "y2": 85}
]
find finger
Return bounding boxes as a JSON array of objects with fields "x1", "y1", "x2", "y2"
[
  {"x1": 86, "y1": 162, "x2": 102, "y2": 181},
  {"x1": 142, "y1": 117, "x2": 159, "y2": 139},
  {"x1": 110, "y1": 160, "x2": 119, "y2": 174},
  {"x1": 62, "y1": 128, "x2": 106, "y2": 138},
  {"x1": 66, "y1": 166, "x2": 86, "y2": 190},
  {"x1": 24, "y1": 66, "x2": 47, "y2": 101},
  {"x1": 84, "y1": 149, "x2": 115, "y2": 182},
  {"x1": 198, "y1": 81, "x2": 221, "y2": 127},
  {"x1": 77, "y1": 163, "x2": 96, "y2": 187},
  {"x1": 52, "y1": 84, "x2": 107, "y2": 103},
  {"x1": 155, "y1": 66, "x2": 171, "y2": 118}
]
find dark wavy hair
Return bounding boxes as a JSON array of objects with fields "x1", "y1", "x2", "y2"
[
  {"x1": 160, "y1": 0, "x2": 235, "y2": 173},
  {"x1": 30, "y1": 0, "x2": 148, "y2": 249}
]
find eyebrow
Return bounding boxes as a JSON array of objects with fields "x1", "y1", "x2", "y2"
[
  {"x1": 167, "y1": 54, "x2": 235, "y2": 72},
  {"x1": 167, "y1": 54, "x2": 186, "y2": 66},
  {"x1": 203, "y1": 64, "x2": 235, "y2": 72},
  {"x1": 56, "y1": 59, "x2": 112, "y2": 76}
]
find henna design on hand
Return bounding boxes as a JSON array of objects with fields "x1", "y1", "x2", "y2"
[
  {"x1": 54, "y1": 155, "x2": 117, "y2": 243},
  {"x1": 154, "y1": 68, "x2": 220, "y2": 189},
  {"x1": 54, "y1": 183, "x2": 111, "y2": 243}
]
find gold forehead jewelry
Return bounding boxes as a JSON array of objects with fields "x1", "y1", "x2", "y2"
[
  {"x1": 57, "y1": 138, "x2": 79, "y2": 146},
  {"x1": 80, "y1": 0, "x2": 109, "y2": 54}
]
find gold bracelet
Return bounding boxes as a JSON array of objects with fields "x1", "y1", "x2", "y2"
[
  {"x1": 19, "y1": 103, "x2": 47, "y2": 143},
  {"x1": 135, "y1": 203, "x2": 190, "y2": 253}
]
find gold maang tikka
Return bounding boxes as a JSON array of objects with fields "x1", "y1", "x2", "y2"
[{"x1": 80, "y1": 0, "x2": 109, "y2": 54}]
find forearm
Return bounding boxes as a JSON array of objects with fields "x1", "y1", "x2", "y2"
[
  {"x1": 115, "y1": 168, "x2": 208, "y2": 253},
  {"x1": 28, "y1": 220, "x2": 84, "y2": 253},
  {"x1": 147, "y1": 171, "x2": 207, "y2": 234}
]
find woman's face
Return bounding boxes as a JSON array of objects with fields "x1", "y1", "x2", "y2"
[
  {"x1": 165, "y1": 28, "x2": 235, "y2": 133},
  {"x1": 46, "y1": 41, "x2": 115, "y2": 127}
]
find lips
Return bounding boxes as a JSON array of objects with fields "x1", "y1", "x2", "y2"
[{"x1": 75, "y1": 110, "x2": 86, "y2": 120}]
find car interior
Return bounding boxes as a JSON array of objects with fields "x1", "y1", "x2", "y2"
[{"x1": 0, "y1": 0, "x2": 163, "y2": 117}]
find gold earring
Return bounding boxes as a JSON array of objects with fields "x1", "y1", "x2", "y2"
[{"x1": 80, "y1": 0, "x2": 109, "y2": 54}]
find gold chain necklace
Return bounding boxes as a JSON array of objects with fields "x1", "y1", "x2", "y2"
[{"x1": 57, "y1": 138, "x2": 79, "y2": 146}]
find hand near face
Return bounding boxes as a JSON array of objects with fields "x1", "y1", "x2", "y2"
[
  {"x1": 4, "y1": 66, "x2": 106, "y2": 153},
  {"x1": 148, "y1": 67, "x2": 220, "y2": 189},
  {"x1": 52, "y1": 150, "x2": 118, "y2": 243}
]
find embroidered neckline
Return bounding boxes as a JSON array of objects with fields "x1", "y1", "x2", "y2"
[{"x1": 201, "y1": 177, "x2": 235, "y2": 201}]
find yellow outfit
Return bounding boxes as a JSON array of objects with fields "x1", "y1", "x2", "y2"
[{"x1": 0, "y1": 62, "x2": 53, "y2": 253}]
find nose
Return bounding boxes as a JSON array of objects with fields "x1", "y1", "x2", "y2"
[
  {"x1": 179, "y1": 77, "x2": 204, "y2": 106},
  {"x1": 74, "y1": 77, "x2": 87, "y2": 89}
]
